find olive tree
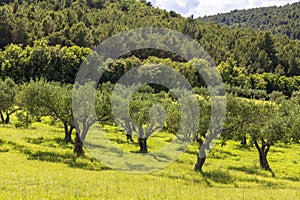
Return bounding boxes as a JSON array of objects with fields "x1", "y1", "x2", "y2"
[
  {"x1": 72, "y1": 82, "x2": 112, "y2": 156},
  {"x1": 165, "y1": 89, "x2": 217, "y2": 172},
  {"x1": 0, "y1": 78, "x2": 20, "y2": 124},
  {"x1": 223, "y1": 95, "x2": 291, "y2": 174},
  {"x1": 112, "y1": 84, "x2": 166, "y2": 153},
  {"x1": 131, "y1": 92, "x2": 166, "y2": 153},
  {"x1": 17, "y1": 79, "x2": 75, "y2": 142},
  {"x1": 289, "y1": 95, "x2": 300, "y2": 143}
]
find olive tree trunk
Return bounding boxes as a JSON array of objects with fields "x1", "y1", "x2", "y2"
[
  {"x1": 63, "y1": 122, "x2": 74, "y2": 143},
  {"x1": 126, "y1": 134, "x2": 134, "y2": 142},
  {"x1": 0, "y1": 112, "x2": 5, "y2": 124},
  {"x1": 0, "y1": 112, "x2": 12, "y2": 124},
  {"x1": 241, "y1": 135, "x2": 247, "y2": 145},
  {"x1": 253, "y1": 139, "x2": 274, "y2": 176},
  {"x1": 1, "y1": 109, "x2": 22, "y2": 124},
  {"x1": 125, "y1": 121, "x2": 134, "y2": 142},
  {"x1": 138, "y1": 138, "x2": 148, "y2": 153},
  {"x1": 74, "y1": 132, "x2": 84, "y2": 156},
  {"x1": 194, "y1": 139, "x2": 206, "y2": 172},
  {"x1": 73, "y1": 122, "x2": 91, "y2": 156}
]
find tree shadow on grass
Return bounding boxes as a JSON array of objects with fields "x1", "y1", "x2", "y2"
[
  {"x1": 0, "y1": 139, "x2": 9, "y2": 153},
  {"x1": 228, "y1": 165, "x2": 273, "y2": 177},
  {"x1": 7, "y1": 141, "x2": 110, "y2": 171},
  {"x1": 27, "y1": 150, "x2": 110, "y2": 171},
  {"x1": 201, "y1": 169, "x2": 235, "y2": 184},
  {"x1": 283, "y1": 176, "x2": 300, "y2": 182},
  {"x1": 25, "y1": 136, "x2": 74, "y2": 149},
  {"x1": 152, "y1": 172, "x2": 206, "y2": 185},
  {"x1": 228, "y1": 165, "x2": 259, "y2": 175},
  {"x1": 109, "y1": 137, "x2": 134, "y2": 144},
  {"x1": 208, "y1": 149, "x2": 239, "y2": 160},
  {"x1": 237, "y1": 176, "x2": 279, "y2": 187},
  {"x1": 153, "y1": 169, "x2": 233, "y2": 186}
]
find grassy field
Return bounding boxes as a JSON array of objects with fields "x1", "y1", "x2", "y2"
[{"x1": 0, "y1": 120, "x2": 300, "y2": 199}]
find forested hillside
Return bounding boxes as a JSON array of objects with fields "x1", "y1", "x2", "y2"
[
  {"x1": 0, "y1": 0, "x2": 300, "y2": 80},
  {"x1": 201, "y1": 1, "x2": 300, "y2": 40}
]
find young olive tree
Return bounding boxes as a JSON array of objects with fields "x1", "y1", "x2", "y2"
[
  {"x1": 72, "y1": 82, "x2": 112, "y2": 156},
  {"x1": 131, "y1": 92, "x2": 166, "y2": 153},
  {"x1": 165, "y1": 89, "x2": 216, "y2": 172},
  {"x1": 224, "y1": 95, "x2": 291, "y2": 174},
  {"x1": 17, "y1": 79, "x2": 75, "y2": 142},
  {"x1": 112, "y1": 84, "x2": 166, "y2": 153},
  {"x1": 0, "y1": 78, "x2": 20, "y2": 124},
  {"x1": 289, "y1": 95, "x2": 300, "y2": 143},
  {"x1": 111, "y1": 84, "x2": 137, "y2": 142}
]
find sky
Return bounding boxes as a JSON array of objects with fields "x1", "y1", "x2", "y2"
[{"x1": 148, "y1": 0, "x2": 300, "y2": 17}]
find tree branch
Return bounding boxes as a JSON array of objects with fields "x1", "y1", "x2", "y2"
[
  {"x1": 253, "y1": 139, "x2": 262, "y2": 153},
  {"x1": 7, "y1": 108, "x2": 22, "y2": 116}
]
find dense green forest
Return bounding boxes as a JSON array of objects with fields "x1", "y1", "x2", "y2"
[
  {"x1": 0, "y1": 0, "x2": 300, "y2": 79},
  {"x1": 201, "y1": 1, "x2": 300, "y2": 40}
]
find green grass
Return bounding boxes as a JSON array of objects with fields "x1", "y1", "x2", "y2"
[{"x1": 0, "y1": 121, "x2": 300, "y2": 199}]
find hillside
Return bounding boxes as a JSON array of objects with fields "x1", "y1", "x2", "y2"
[
  {"x1": 0, "y1": 0, "x2": 300, "y2": 77},
  {"x1": 0, "y1": 0, "x2": 185, "y2": 48},
  {"x1": 201, "y1": 1, "x2": 300, "y2": 40}
]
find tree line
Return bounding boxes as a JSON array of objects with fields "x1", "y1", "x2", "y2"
[
  {"x1": 201, "y1": 1, "x2": 300, "y2": 40},
  {"x1": 1, "y1": 75, "x2": 300, "y2": 175},
  {"x1": 1, "y1": 41, "x2": 299, "y2": 97}
]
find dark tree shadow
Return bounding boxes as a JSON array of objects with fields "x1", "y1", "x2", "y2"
[
  {"x1": 7, "y1": 140, "x2": 110, "y2": 171},
  {"x1": 201, "y1": 169, "x2": 235, "y2": 184},
  {"x1": 234, "y1": 144, "x2": 253, "y2": 151},
  {"x1": 109, "y1": 138, "x2": 135, "y2": 144},
  {"x1": 229, "y1": 165, "x2": 275, "y2": 177},
  {"x1": 152, "y1": 172, "x2": 207, "y2": 185},
  {"x1": 228, "y1": 165, "x2": 259, "y2": 175},
  {"x1": 26, "y1": 150, "x2": 110, "y2": 171},
  {"x1": 283, "y1": 176, "x2": 300, "y2": 182},
  {"x1": 25, "y1": 137, "x2": 74, "y2": 149}
]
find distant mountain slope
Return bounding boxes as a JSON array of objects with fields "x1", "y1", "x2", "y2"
[
  {"x1": 0, "y1": 0, "x2": 185, "y2": 48},
  {"x1": 201, "y1": 2, "x2": 300, "y2": 40}
]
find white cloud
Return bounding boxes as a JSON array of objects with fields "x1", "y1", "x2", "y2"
[{"x1": 148, "y1": 0, "x2": 300, "y2": 17}]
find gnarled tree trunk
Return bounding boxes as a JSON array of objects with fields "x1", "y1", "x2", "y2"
[
  {"x1": 125, "y1": 121, "x2": 134, "y2": 142},
  {"x1": 73, "y1": 120, "x2": 94, "y2": 157},
  {"x1": 0, "y1": 112, "x2": 4, "y2": 123},
  {"x1": 74, "y1": 132, "x2": 84, "y2": 156},
  {"x1": 194, "y1": 138, "x2": 206, "y2": 172},
  {"x1": 258, "y1": 150, "x2": 270, "y2": 170},
  {"x1": 194, "y1": 154, "x2": 206, "y2": 172},
  {"x1": 241, "y1": 135, "x2": 247, "y2": 145},
  {"x1": 4, "y1": 112, "x2": 10, "y2": 124},
  {"x1": 253, "y1": 139, "x2": 274, "y2": 176},
  {"x1": 63, "y1": 122, "x2": 74, "y2": 143},
  {"x1": 1, "y1": 109, "x2": 22, "y2": 124},
  {"x1": 0, "y1": 112, "x2": 10, "y2": 124},
  {"x1": 126, "y1": 134, "x2": 134, "y2": 142},
  {"x1": 138, "y1": 138, "x2": 148, "y2": 153}
]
